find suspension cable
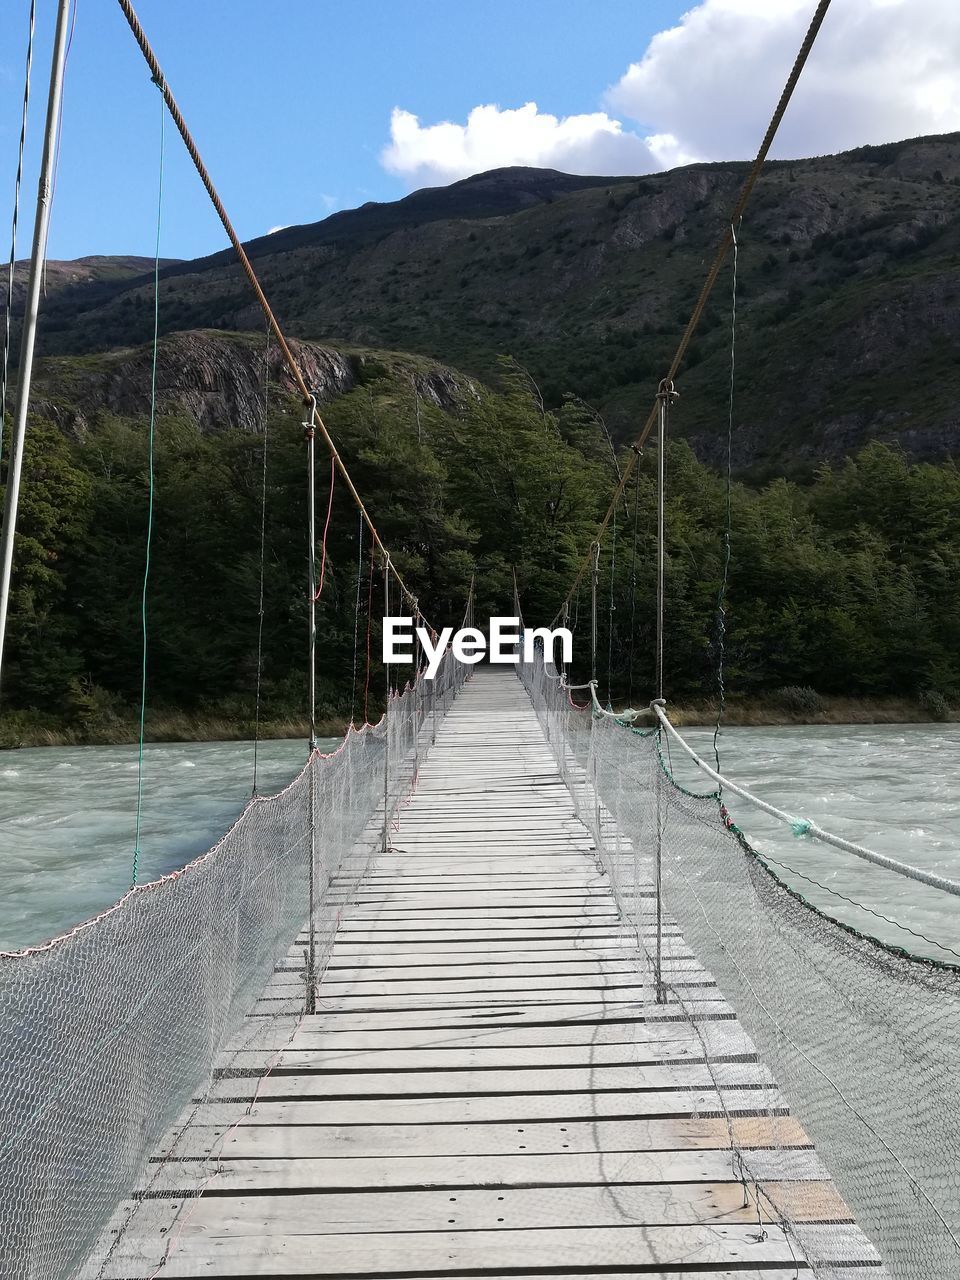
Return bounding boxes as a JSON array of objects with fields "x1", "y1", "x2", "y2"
[
  {"x1": 551, "y1": 0, "x2": 835, "y2": 626},
  {"x1": 1, "y1": 0, "x2": 37, "y2": 472},
  {"x1": 114, "y1": 0, "x2": 433, "y2": 632}
]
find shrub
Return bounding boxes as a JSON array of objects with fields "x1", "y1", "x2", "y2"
[
  {"x1": 919, "y1": 689, "x2": 950, "y2": 722},
  {"x1": 774, "y1": 685, "x2": 823, "y2": 716}
]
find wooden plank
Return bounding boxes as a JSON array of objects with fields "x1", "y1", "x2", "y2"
[
  {"x1": 148, "y1": 1145, "x2": 830, "y2": 1194},
  {"x1": 98, "y1": 1222, "x2": 869, "y2": 1278},
  {"x1": 161, "y1": 1114, "x2": 814, "y2": 1162},
  {"x1": 120, "y1": 1179, "x2": 853, "y2": 1241},
  {"x1": 225, "y1": 1024, "x2": 755, "y2": 1069},
  {"x1": 249, "y1": 1000, "x2": 735, "y2": 1026},
  {"x1": 191, "y1": 1085, "x2": 784, "y2": 1127},
  {"x1": 207, "y1": 1059, "x2": 772, "y2": 1102}
]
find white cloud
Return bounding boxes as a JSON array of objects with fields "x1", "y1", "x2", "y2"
[
  {"x1": 607, "y1": 0, "x2": 960, "y2": 163},
  {"x1": 380, "y1": 0, "x2": 960, "y2": 191},
  {"x1": 381, "y1": 103, "x2": 657, "y2": 188},
  {"x1": 266, "y1": 224, "x2": 288, "y2": 235}
]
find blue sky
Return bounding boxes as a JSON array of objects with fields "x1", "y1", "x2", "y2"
[
  {"x1": 1, "y1": 0, "x2": 957, "y2": 262},
  {"x1": 0, "y1": 0, "x2": 680, "y2": 260}
]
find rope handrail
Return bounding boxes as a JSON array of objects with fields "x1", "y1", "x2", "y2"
[
  {"x1": 551, "y1": 0, "x2": 834, "y2": 626},
  {"x1": 651, "y1": 700, "x2": 960, "y2": 900},
  {"x1": 114, "y1": 0, "x2": 432, "y2": 632}
]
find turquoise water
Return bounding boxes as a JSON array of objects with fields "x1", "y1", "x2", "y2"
[
  {"x1": 1, "y1": 724, "x2": 958, "y2": 959},
  {"x1": 677, "y1": 723, "x2": 960, "y2": 963},
  {"x1": 0, "y1": 737, "x2": 333, "y2": 952}
]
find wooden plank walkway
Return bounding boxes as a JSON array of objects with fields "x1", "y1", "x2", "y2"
[{"x1": 99, "y1": 667, "x2": 883, "y2": 1278}]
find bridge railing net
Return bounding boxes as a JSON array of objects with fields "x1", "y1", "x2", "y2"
[
  {"x1": 521, "y1": 652, "x2": 960, "y2": 1280},
  {"x1": 0, "y1": 649, "x2": 466, "y2": 1280}
]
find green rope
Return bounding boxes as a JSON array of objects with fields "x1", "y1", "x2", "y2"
[
  {"x1": 791, "y1": 818, "x2": 812, "y2": 838},
  {"x1": 132, "y1": 87, "x2": 165, "y2": 886}
]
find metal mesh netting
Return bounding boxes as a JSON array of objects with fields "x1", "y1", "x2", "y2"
[
  {"x1": 0, "y1": 652, "x2": 465, "y2": 1280},
  {"x1": 521, "y1": 652, "x2": 960, "y2": 1280}
]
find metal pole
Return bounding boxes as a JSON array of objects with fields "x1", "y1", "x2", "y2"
[
  {"x1": 0, "y1": 0, "x2": 72, "y2": 696},
  {"x1": 382, "y1": 556, "x2": 390, "y2": 855},
  {"x1": 304, "y1": 398, "x2": 318, "y2": 1016}
]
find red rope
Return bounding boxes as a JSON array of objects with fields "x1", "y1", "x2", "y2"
[
  {"x1": 313, "y1": 455, "x2": 335, "y2": 601},
  {"x1": 363, "y1": 542, "x2": 375, "y2": 723}
]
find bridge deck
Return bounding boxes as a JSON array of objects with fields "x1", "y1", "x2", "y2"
[{"x1": 102, "y1": 667, "x2": 882, "y2": 1278}]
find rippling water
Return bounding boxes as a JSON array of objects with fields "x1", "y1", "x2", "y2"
[
  {"x1": 0, "y1": 737, "x2": 332, "y2": 952},
  {"x1": 1, "y1": 725, "x2": 958, "y2": 960},
  {"x1": 676, "y1": 723, "x2": 960, "y2": 964}
]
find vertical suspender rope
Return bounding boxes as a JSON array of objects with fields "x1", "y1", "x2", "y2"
[
  {"x1": 363, "y1": 541, "x2": 375, "y2": 724},
  {"x1": 382, "y1": 558, "x2": 391, "y2": 855},
  {"x1": 713, "y1": 220, "x2": 740, "y2": 775},
  {"x1": 251, "y1": 326, "x2": 271, "y2": 795},
  {"x1": 350, "y1": 510, "x2": 363, "y2": 727},
  {"x1": 589, "y1": 542, "x2": 600, "y2": 687},
  {"x1": 606, "y1": 507, "x2": 617, "y2": 704},
  {"x1": 655, "y1": 380, "x2": 677, "y2": 703},
  {"x1": 1, "y1": 0, "x2": 37, "y2": 470},
  {"x1": 304, "y1": 395, "x2": 318, "y2": 1014},
  {"x1": 131, "y1": 80, "x2": 165, "y2": 886},
  {"x1": 627, "y1": 452, "x2": 641, "y2": 707},
  {"x1": 653, "y1": 379, "x2": 676, "y2": 1003}
]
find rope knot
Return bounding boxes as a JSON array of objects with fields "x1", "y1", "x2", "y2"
[{"x1": 791, "y1": 818, "x2": 812, "y2": 838}]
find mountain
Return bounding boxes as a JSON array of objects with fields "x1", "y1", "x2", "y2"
[
  {"x1": 20, "y1": 134, "x2": 960, "y2": 473},
  {"x1": 9, "y1": 254, "x2": 181, "y2": 308}
]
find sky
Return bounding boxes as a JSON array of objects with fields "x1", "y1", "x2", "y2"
[{"x1": 1, "y1": 0, "x2": 959, "y2": 263}]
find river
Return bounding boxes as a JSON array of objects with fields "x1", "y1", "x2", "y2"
[
  {"x1": 0, "y1": 725, "x2": 957, "y2": 960},
  {"x1": 0, "y1": 737, "x2": 329, "y2": 953}
]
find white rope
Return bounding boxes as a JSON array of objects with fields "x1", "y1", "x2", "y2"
[
  {"x1": 652, "y1": 701, "x2": 960, "y2": 900},
  {"x1": 587, "y1": 679, "x2": 640, "y2": 720}
]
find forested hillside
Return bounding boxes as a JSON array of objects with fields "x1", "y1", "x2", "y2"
[
  {"x1": 3, "y1": 332, "x2": 959, "y2": 743},
  {"x1": 5, "y1": 135, "x2": 960, "y2": 740},
  {"x1": 24, "y1": 133, "x2": 960, "y2": 475}
]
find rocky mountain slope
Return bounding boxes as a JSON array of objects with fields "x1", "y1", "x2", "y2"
[
  {"x1": 21, "y1": 133, "x2": 960, "y2": 473},
  {"x1": 30, "y1": 330, "x2": 475, "y2": 439}
]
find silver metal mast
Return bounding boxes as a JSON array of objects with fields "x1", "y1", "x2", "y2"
[{"x1": 0, "y1": 0, "x2": 73, "y2": 696}]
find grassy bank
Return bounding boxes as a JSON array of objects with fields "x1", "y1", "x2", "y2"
[
  {"x1": 2, "y1": 692, "x2": 956, "y2": 748},
  {"x1": 0, "y1": 711, "x2": 348, "y2": 749},
  {"x1": 662, "y1": 694, "x2": 958, "y2": 728}
]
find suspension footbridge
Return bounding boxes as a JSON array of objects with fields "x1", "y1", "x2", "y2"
[
  {"x1": 1, "y1": 1, "x2": 959, "y2": 1278},
  {"x1": 40, "y1": 667, "x2": 889, "y2": 1279}
]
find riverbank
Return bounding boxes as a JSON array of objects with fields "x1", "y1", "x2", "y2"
[
  {"x1": 0, "y1": 711, "x2": 342, "y2": 749},
  {"x1": 1, "y1": 691, "x2": 955, "y2": 747},
  {"x1": 662, "y1": 693, "x2": 957, "y2": 728}
]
